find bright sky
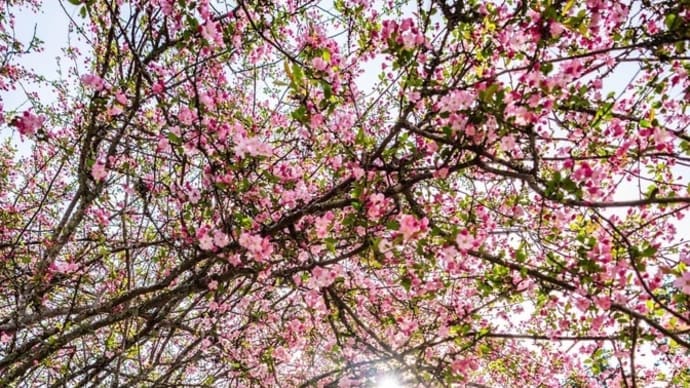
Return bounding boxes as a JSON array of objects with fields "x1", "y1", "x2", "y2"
[{"x1": 3, "y1": 2, "x2": 81, "y2": 111}]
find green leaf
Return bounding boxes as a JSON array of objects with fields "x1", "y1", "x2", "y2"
[
  {"x1": 515, "y1": 246, "x2": 527, "y2": 263},
  {"x1": 640, "y1": 245, "x2": 657, "y2": 258},
  {"x1": 324, "y1": 237, "x2": 337, "y2": 253},
  {"x1": 291, "y1": 105, "x2": 308, "y2": 123},
  {"x1": 386, "y1": 220, "x2": 400, "y2": 230},
  {"x1": 400, "y1": 276, "x2": 412, "y2": 291},
  {"x1": 540, "y1": 62, "x2": 554, "y2": 75},
  {"x1": 167, "y1": 132, "x2": 182, "y2": 145},
  {"x1": 291, "y1": 63, "x2": 304, "y2": 85},
  {"x1": 664, "y1": 14, "x2": 678, "y2": 30}
]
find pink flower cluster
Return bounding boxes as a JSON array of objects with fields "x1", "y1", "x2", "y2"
[
  {"x1": 398, "y1": 214, "x2": 428, "y2": 240},
  {"x1": 310, "y1": 266, "x2": 339, "y2": 288},
  {"x1": 234, "y1": 135, "x2": 273, "y2": 158},
  {"x1": 366, "y1": 193, "x2": 389, "y2": 220},
  {"x1": 11, "y1": 110, "x2": 44, "y2": 136},
  {"x1": 91, "y1": 161, "x2": 107, "y2": 182},
  {"x1": 80, "y1": 73, "x2": 107, "y2": 91},
  {"x1": 456, "y1": 229, "x2": 483, "y2": 252},
  {"x1": 675, "y1": 272, "x2": 690, "y2": 294},
  {"x1": 238, "y1": 232, "x2": 274, "y2": 261},
  {"x1": 198, "y1": 228, "x2": 230, "y2": 251}
]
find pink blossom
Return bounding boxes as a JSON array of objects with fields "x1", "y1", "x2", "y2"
[
  {"x1": 200, "y1": 20, "x2": 224, "y2": 46},
  {"x1": 401, "y1": 32, "x2": 417, "y2": 49},
  {"x1": 239, "y1": 232, "x2": 261, "y2": 251},
  {"x1": 433, "y1": 167, "x2": 449, "y2": 179},
  {"x1": 594, "y1": 295, "x2": 611, "y2": 310},
  {"x1": 199, "y1": 233, "x2": 214, "y2": 250},
  {"x1": 451, "y1": 357, "x2": 478, "y2": 377},
  {"x1": 91, "y1": 161, "x2": 107, "y2": 182},
  {"x1": 80, "y1": 73, "x2": 106, "y2": 91},
  {"x1": 107, "y1": 105, "x2": 123, "y2": 116},
  {"x1": 366, "y1": 193, "x2": 387, "y2": 220},
  {"x1": 199, "y1": 92, "x2": 215, "y2": 109},
  {"x1": 653, "y1": 127, "x2": 670, "y2": 147},
  {"x1": 439, "y1": 90, "x2": 475, "y2": 113},
  {"x1": 455, "y1": 230, "x2": 474, "y2": 251},
  {"x1": 311, "y1": 266, "x2": 337, "y2": 288},
  {"x1": 314, "y1": 212, "x2": 333, "y2": 238},
  {"x1": 500, "y1": 135, "x2": 517, "y2": 152},
  {"x1": 11, "y1": 111, "x2": 44, "y2": 136},
  {"x1": 406, "y1": 90, "x2": 421, "y2": 102},
  {"x1": 351, "y1": 166, "x2": 365, "y2": 179},
  {"x1": 239, "y1": 232, "x2": 274, "y2": 261},
  {"x1": 304, "y1": 289, "x2": 325, "y2": 310},
  {"x1": 177, "y1": 107, "x2": 195, "y2": 125},
  {"x1": 0, "y1": 331, "x2": 11, "y2": 344},
  {"x1": 49, "y1": 261, "x2": 79, "y2": 274},
  {"x1": 157, "y1": 136, "x2": 171, "y2": 153},
  {"x1": 591, "y1": 314, "x2": 605, "y2": 331},
  {"x1": 674, "y1": 272, "x2": 690, "y2": 294},
  {"x1": 187, "y1": 188, "x2": 201, "y2": 204},
  {"x1": 151, "y1": 81, "x2": 165, "y2": 95},
  {"x1": 312, "y1": 57, "x2": 328, "y2": 71},
  {"x1": 234, "y1": 136, "x2": 273, "y2": 158},
  {"x1": 549, "y1": 21, "x2": 564, "y2": 37},
  {"x1": 398, "y1": 214, "x2": 428, "y2": 240},
  {"x1": 574, "y1": 297, "x2": 591, "y2": 312},
  {"x1": 213, "y1": 230, "x2": 229, "y2": 248},
  {"x1": 400, "y1": 18, "x2": 414, "y2": 31},
  {"x1": 115, "y1": 91, "x2": 128, "y2": 105}
]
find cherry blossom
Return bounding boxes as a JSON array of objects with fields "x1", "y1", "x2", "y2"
[
  {"x1": 675, "y1": 272, "x2": 690, "y2": 294},
  {"x1": 1, "y1": 0, "x2": 690, "y2": 386},
  {"x1": 91, "y1": 161, "x2": 107, "y2": 181},
  {"x1": 10, "y1": 110, "x2": 43, "y2": 136}
]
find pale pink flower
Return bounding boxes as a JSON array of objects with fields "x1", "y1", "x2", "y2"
[
  {"x1": 234, "y1": 136, "x2": 272, "y2": 158},
  {"x1": 91, "y1": 161, "x2": 107, "y2": 182},
  {"x1": 312, "y1": 57, "x2": 328, "y2": 71},
  {"x1": 594, "y1": 295, "x2": 611, "y2": 310},
  {"x1": 401, "y1": 31, "x2": 417, "y2": 49},
  {"x1": 156, "y1": 136, "x2": 171, "y2": 153},
  {"x1": 433, "y1": 167, "x2": 449, "y2": 179},
  {"x1": 366, "y1": 193, "x2": 387, "y2": 220},
  {"x1": 674, "y1": 272, "x2": 690, "y2": 294},
  {"x1": 549, "y1": 21, "x2": 564, "y2": 37},
  {"x1": 239, "y1": 232, "x2": 274, "y2": 261},
  {"x1": 439, "y1": 90, "x2": 474, "y2": 113},
  {"x1": 199, "y1": 233, "x2": 214, "y2": 251},
  {"x1": 187, "y1": 188, "x2": 201, "y2": 204},
  {"x1": 213, "y1": 230, "x2": 229, "y2": 248},
  {"x1": 311, "y1": 266, "x2": 337, "y2": 288},
  {"x1": 115, "y1": 91, "x2": 128, "y2": 105},
  {"x1": 80, "y1": 73, "x2": 106, "y2": 91},
  {"x1": 398, "y1": 214, "x2": 428, "y2": 240},
  {"x1": 201, "y1": 20, "x2": 223, "y2": 46}
]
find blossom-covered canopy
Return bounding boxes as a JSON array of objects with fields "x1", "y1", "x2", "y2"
[{"x1": 1, "y1": 0, "x2": 689, "y2": 386}]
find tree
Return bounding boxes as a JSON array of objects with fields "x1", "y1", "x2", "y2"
[{"x1": 1, "y1": 0, "x2": 689, "y2": 386}]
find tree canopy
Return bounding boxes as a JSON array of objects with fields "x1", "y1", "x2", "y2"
[{"x1": 1, "y1": 0, "x2": 690, "y2": 386}]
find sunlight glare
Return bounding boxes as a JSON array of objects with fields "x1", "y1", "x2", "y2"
[{"x1": 375, "y1": 374, "x2": 403, "y2": 388}]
